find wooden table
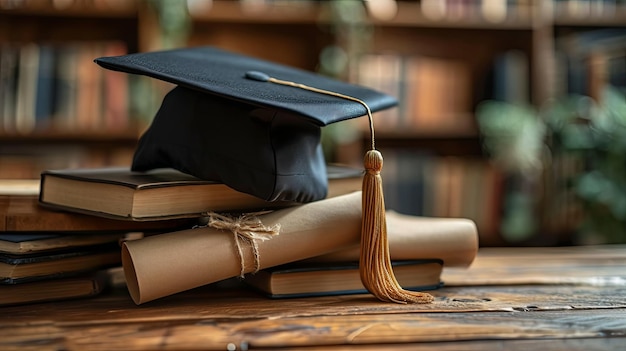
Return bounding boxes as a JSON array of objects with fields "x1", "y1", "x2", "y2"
[{"x1": 2, "y1": 245, "x2": 626, "y2": 350}]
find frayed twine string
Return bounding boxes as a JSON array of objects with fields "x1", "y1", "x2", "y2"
[{"x1": 203, "y1": 211, "x2": 280, "y2": 278}]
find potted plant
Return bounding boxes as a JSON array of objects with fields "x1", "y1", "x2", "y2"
[{"x1": 477, "y1": 86, "x2": 626, "y2": 244}]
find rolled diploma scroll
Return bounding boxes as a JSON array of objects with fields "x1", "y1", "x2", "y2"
[
  {"x1": 122, "y1": 191, "x2": 363, "y2": 304},
  {"x1": 305, "y1": 211, "x2": 479, "y2": 267}
]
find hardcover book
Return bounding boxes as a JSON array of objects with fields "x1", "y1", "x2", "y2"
[
  {"x1": 0, "y1": 233, "x2": 123, "y2": 255},
  {"x1": 0, "y1": 271, "x2": 107, "y2": 306},
  {"x1": 244, "y1": 259, "x2": 443, "y2": 298},
  {"x1": 0, "y1": 243, "x2": 121, "y2": 284},
  {"x1": 39, "y1": 165, "x2": 362, "y2": 221},
  {"x1": 1, "y1": 194, "x2": 195, "y2": 232}
]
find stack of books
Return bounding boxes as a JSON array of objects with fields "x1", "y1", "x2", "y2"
[
  {"x1": 1, "y1": 161, "x2": 479, "y2": 306},
  {"x1": 0, "y1": 182, "x2": 194, "y2": 306},
  {"x1": 0, "y1": 232, "x2": 121, "y2": 306},
  {"x1": 27, "y1": 164, "x2": 478, "y2": 305}
]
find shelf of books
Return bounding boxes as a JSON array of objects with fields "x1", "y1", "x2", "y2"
[
  {"x1": 0, "y1": 41, "x2": 135, "y2": 133},
  {"x1": 1, "y1": 0, "x2": 624, "y2": 245},
  {"x1": 183, "y1": 0, "x2": 533, "y2": 245},
  {"x1": 552, "y1": 19, "x2": 626, "y2": 102},
  {"x1": 379, "y1": 151, "x2": 504, "y2": 246},
  {"x1": 0, "y1": 0, "x2": 146, "y2": 179}
]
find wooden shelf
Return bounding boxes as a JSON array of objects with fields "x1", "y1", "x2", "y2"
[
  {"x1": 190, "y1": 0, "x2": 323, "y2": 24},
  {"x1": 370, "y1": 131, "x2": 484, "y2": 157},
  {"x1": 553, "y1": 14, "x2": 626, "y2": 27},
  {"x1": 192, "y1": 1, "x2": 534, "y2": 31},
  {"x1": 0, "y1": 3, "x2": 137, "y2": 19},
  {"x1": 375, "y1": 2, "x2": 534, "y2": 30},
  {"x1": 375, "y1": 128, "x2": 479, "y2": 140},
  {"x1": 0, "y1": 130, "x2": 142, "y2": 146}
]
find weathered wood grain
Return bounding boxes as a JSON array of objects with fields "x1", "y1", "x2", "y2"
[
  {"x1": 2, "y1": 301, "x2": 626, "y2": 350},
  {"x1": 1, "y1": 283, "x2": 626, "y2": 350},
  {"x1": 244, "y1": 337, "x2": 626, "y2": 351},
  {"x1": 2, "y1": 283, "x2": 626, "y2": 325},
  {"x1": 443, "y1": 245, "x2": 626, "y2": 287},
  {"x1": 1, "y1": 246, "x2": 626, "y2": 350}
]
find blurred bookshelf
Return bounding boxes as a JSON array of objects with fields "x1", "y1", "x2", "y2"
[
  {"x1": 1, "y1": 0, "x2": 626, "y2": 245},
  {"x1": 0, "y1": 0, "x2": 144, "y2": 179}
]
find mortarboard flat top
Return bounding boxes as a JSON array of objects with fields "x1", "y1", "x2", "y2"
[
  {"x1": 94, "y1": 46, "x2": 397, "y2": 204},
  {"x1": 95, "y1": 46, "x2": 396, "y2": 126}
]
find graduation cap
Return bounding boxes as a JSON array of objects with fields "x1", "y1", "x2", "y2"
[{"x1": 95, "y1": 46, "x2": 433, "y2": 304}]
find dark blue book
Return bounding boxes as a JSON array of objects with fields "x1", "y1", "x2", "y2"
[
  {"x1": 0, "y1": 44, "x2": 19, "y2": 128},
  {"x1": 0, "y1": 242, "x2": 120, "y2": 284},
  {"x1": 34, "y1": 44, "x2": 55, "y2": 127},
  {"x1": 0, "y1": 233, "x2": 123, "y2": 255}
]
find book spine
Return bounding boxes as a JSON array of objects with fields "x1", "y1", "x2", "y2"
[
  {"x1": 34, "y1": 44, "x2": 56, "y2": 129},
  {"x1": 0, "y1": 44, "x2": 19, "y2": 131},
  {"x1": 15, "y1": 43, "x2": 39, "y2": 134}
]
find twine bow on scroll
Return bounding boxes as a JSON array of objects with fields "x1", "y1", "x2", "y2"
[{"x1": 204, "y1": 211, "x2": 280, "y2": 277}]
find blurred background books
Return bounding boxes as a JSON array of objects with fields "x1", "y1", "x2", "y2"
[{"x1": 1, "y1": 0, "x2": 626, "y2": 248}]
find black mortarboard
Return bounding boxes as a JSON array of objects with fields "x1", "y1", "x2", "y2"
[
  {"x1": 95, "y1": 46, "x2": 434, "y2": 304},
  {"x1": 94, "y1": 46, "x2": 396, "y2": 203}
]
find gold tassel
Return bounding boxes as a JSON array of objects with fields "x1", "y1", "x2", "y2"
[
  {"x1": 360, "y1": 149, "x2": 433, "y2": 303},
  {"x1": 245, "y1": 70, "x2": 434, "y2": 303}
]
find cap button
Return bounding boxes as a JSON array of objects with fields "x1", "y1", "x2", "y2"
[{"x1": 245, "y1": 71, "x2": 270, "y2": 82}]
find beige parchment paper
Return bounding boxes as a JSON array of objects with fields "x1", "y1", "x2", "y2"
[
  {"x1": 305, "y1": 210, "x2": 478, "y2": 267},
  {"x1": 122, "y1": 191, "x2": 363, "y2": 304}
]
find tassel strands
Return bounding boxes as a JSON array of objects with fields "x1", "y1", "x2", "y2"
[{"x1": 360, "y1": 150, "x2": 434, "y2": 303}]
